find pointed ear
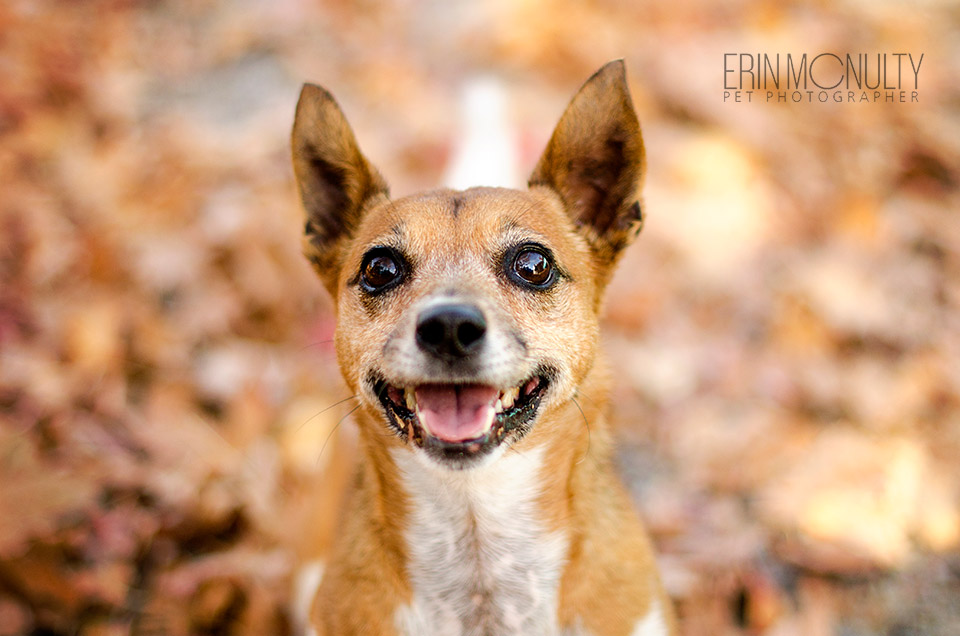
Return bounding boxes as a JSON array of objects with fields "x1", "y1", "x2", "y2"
[
  {"x1": 528, "y1": 60, "x2": 645, "y2": 265},
  {"x1": 291, "y1": 84, "x2": 389, "y2": 288}
]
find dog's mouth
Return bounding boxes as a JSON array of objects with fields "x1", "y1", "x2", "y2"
[{"x1": 372, "y1": 372, "x2": 550, "y2": 465}]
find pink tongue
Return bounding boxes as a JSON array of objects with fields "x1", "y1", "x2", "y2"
[{"x1": 415, "y1": 384, "x2": 498, "y2": 442}]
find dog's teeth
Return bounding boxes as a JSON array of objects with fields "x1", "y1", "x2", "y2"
[
  {"x1": 494, "y1": 398, "x2": 503, "y2": 413},
  {"x1": 501, "y1": 386, "x2": 519, "y2": 409},
  {"x1": 404, "y1": 387, "x2": 416, "y2": 411}
]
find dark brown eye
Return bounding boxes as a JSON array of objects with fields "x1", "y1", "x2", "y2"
[
  {"x1": 360, "y1": 250, "x2": 403, "y2": 292},
  {"x1": 513, "y1": 248, "x2": 553, "y2": 287}
]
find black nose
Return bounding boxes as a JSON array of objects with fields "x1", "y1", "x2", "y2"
[{"x1": 416, "y1": 304, "x2": 487, "y2": 359}]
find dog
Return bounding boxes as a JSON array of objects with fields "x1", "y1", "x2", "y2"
[{"x1": 291, "y1": 60, "x2": 675, "y2": 636}]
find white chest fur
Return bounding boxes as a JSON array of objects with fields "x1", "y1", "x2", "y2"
[{"x1": 391, "y1": 447, "x2": 569, "y2": 636}]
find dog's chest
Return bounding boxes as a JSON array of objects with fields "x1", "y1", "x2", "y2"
[{"x1": 392, "y1": 448, "x2": 569, "y2": 636}]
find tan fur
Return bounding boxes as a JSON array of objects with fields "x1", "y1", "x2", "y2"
[{"x1": 293, "y1": 61, "x2": 675, "y2": 636}]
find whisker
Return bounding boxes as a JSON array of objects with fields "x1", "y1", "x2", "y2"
[
  {"x1": 297, "y1": 394, "x2": 359, "y2": 432},
  {"x1": 316, "y1": 402, "x2": 363, "y2": 467},
  {"x1": 570, "y1": 395, "x2": 592, "y2": 465},
  {"x1": 570, "y1": 388, "x2": 595, "y2": 405},
  {"x1": 299, "y1": 339, "x2": 337, "y2": 352}
]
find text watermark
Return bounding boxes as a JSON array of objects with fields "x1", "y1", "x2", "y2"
[{"x1": 723, "y1": 53, "x2": 924, "y2": 103}]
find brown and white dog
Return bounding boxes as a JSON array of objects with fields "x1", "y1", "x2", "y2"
[{"x1": 291, "y1": 60, "x2": 675, "y2": 636}]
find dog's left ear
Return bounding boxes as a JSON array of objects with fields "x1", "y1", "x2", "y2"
[
  {"x1": 529, "y1": 60, "x2": 645, "y2": 266},
  {"x1": 292, "y1": 84, "x2": 389, "y2": 290}
]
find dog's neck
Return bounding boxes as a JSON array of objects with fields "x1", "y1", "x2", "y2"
[{"x1": 390, "y1": 444, "x2": 570, "y2": 635}]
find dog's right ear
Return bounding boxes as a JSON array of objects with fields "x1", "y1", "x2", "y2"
[{"x1": 292, "y1": 84, "x2": 389, "y2": 291}]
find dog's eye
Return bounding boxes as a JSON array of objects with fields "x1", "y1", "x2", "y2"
[
  {"x1": 512, "y1": 246, "x2": 554, "y2": 287},
  {"x1": 360, "y1": 249, "x2": 403, "y2": 292}
]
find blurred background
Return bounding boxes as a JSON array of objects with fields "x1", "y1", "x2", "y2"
[{"x1": 1, "y1": 0, "x2": 959, "y2": 634}]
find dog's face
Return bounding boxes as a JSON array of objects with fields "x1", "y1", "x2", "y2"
[
  {"x1": 331, "y1": 187, "x2": 600, "y2": 468},
  {"x1": 292, "y1": 61, "x2": 644, "y2": 469}
]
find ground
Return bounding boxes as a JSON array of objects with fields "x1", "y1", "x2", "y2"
[{"x1": 1, "y1": 0, "x2": 959, "y2": 634}]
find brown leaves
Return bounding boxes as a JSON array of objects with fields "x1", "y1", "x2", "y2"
[{"x1": 1, "y1": 0, "x2": 958, "y2": 634}]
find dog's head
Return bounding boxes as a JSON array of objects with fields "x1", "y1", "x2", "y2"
[{"x1": 292, "y1": 61, "x2": 644, "y2": 469}]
